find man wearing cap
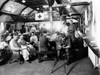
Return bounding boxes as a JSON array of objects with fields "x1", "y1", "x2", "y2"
[
  {"x1": 67, "y1": 20, "x2": 76, "y2": 42},
  {"x1": 65, "y1": 20, "x2": 76, "y2": 65}
]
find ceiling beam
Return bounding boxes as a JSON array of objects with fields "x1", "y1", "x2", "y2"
[
  {"x1": 52, "y1": 2, "x2": 90, "y2": 8},
  {"x1": 0, "y1": 11, "x2": 18, "y2": 16},
  {"x1": 24, "y1": 2, "x2": 90, "y2": 8}
]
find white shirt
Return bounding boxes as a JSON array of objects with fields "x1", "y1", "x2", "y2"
[
  {"x1": 6, "y1": 35, "x2": 12, "y2": 42},
  {"x1": 9, "y1": 39, "x2": 21, "y2": 51},
  {"x1": 30, "y1": 35, "x2": 38, "y2": 44},
  {"x1": 61, "y1": 25, "x2": 68, "y2": 34},
  {"x1": 0, "y1": 41, "x2": 8, "y2": 49},
  {"x1": 30, "y1": 27, "x2": 36, "y2": 32},
  {"x1": 50, "y1": 33, "x2": 58, "y2": 41}
]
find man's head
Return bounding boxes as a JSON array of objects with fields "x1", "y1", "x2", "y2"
[
  {"x1": 65, "y1": 33, "x2": 68, "y2": 37},
  {"x1": 13, "y1": 34, "x2": 19, "y2": 41},
  {"x1": 1, "y1": 36, "x2": 4, "y2": 42},
  {"x1": 42, "y1": 30, "x2": 48, "y2": 36},
  {"x1": 31, "y1": 32, "x2": 35, "y2": 36},
  {"x1": 19, "y1": 35, "x2": 24, "y2": 39},
  {"x1": 67, "y1": 20, "x2": 73, "y2": 26}
]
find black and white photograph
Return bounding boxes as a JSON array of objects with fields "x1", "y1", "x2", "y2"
[{"x1": 0, "y1": 0, "x2": 99, "y2": 75}]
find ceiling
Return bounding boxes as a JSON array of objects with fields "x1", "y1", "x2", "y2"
[
  {"x1": 0, "y1": 0, "x2": 90, "y2": 14},
  {"x1": 0, "y1": 0, "x2": 90, "y2": 22}
]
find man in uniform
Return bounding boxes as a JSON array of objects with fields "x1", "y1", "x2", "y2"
[{"x1": 65, "y1": 20, "x2": 76, "y2": 65}]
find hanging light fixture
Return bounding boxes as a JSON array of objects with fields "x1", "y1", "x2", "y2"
[
  {"x1": 22, "y1": 0, "x2": 26, "y2": 3},
  {"x1": 66, "y1": 4, "x2": 71, "y2": 9},
  {"x1": 56, "y1": 0, "x2": 62, "y2": 4},
  {"x1": 43, "y1": 5, "x2": 49, "y2": 8},
  {"x1": 47, "y1": 0, "x2": 54, "y2": 6}
]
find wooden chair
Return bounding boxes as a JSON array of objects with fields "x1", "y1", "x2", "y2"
[
  {"x1": 9, "y1": 49, "x2": 23, "y2": 64},
  {"x1": 0, "y1": 48, "x2": 12, "y2": 64},
  {"x1": 38, "y1": 41, "x2": 57, "y2": 63}
]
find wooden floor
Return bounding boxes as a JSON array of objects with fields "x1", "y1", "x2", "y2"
[{"x1": 0, "y1": 57, "x2": 99, "y2": 75}]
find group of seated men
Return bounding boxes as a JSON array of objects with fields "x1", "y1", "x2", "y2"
[
  {"x1": 0, "y1": 20, "x2": 86, "y2": 64},
  {"x1": 0, "y1": 31, "x2": 38, "y2": 63}
]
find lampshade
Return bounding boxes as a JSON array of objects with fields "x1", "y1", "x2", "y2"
[
  {"x1": 47, "y1": 0, "x2": 54, "y2": 6},
  {"x1": 56, "y1": 0, "x2": 62, "y2": 4}
]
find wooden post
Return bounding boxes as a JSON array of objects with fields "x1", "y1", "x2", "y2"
[
  {"x1": 49, "y1": 6, "x2": 53, "y2": 33},
  {"x1": 0, "y1": 22, "x2": 5, "y2": 42}
]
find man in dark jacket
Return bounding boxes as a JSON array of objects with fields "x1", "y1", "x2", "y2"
[
  {"x1": 65, "y1": 20, "x2": 76, "y2": 65},
  {"x1": 39, "y1": 32, "x2": 49, "y2": 52},
  {"x1": 20, "y1": 25, "x2": 26, "y2": 34}
]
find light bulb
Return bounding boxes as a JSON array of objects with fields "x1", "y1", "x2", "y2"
[
  {"x1": 66, "y1": 4, "x2": 71, "y2": 9},
  {"x1": 37, "y1": 8, "x2": 39, "y2": 10},
  {"x1": 43, "y1": 5, "x2": 49, "y2": 8},
  {"x1": 22, "y1": 0, "x2": 26, "y2": 3}
]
